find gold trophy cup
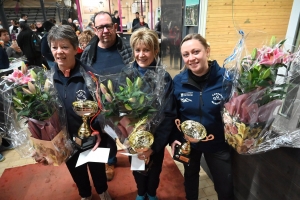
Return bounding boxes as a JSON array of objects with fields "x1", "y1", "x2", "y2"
[
  {"x1": 173, "y1": 119, "x2": 214, "y2": 164},
  {"x1": 127, "y1": 117, "x2": 154, "y2": 153},
  {"x1": 72, "y1": 100, "x2": 98, "y2": 150}
]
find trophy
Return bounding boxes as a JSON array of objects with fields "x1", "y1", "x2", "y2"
[
  {"x1": 72, "y1": 100, "x2": 99, "y2": 150},
  {"x1": 127, "y1": 117, "x2": 154, "y2": 175},
  {"x1": 127, "y1": 117, "x2": 154, "y2": 153},
  {"x1": 173, "y1": 119, "x2": 214, "y2": 165}
]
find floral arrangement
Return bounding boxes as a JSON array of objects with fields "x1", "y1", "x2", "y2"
[
  {"x1": 100, "y1": 76, "x2": 157, "y2": 120},
  {"x1": 84, "y1": 65, "x2": 169, "y2": 152},
  {"x1": 0, "y1": 63, "x2": 74, "y2": 165},
  {"x1": 223, "y1": 36, "x2": 295, "y2": 154}
]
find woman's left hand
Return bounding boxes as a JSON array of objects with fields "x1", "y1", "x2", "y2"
[{"x1": 137, "y1": 149, "x2": 153, "y2": 164}]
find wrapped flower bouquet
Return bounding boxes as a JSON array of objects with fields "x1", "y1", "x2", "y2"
[
  {"x1": 83, "y1": 64, "x2": 170, "y2": 153},
  {"x1": 223, "y1": 36, "x2": 300, "y2": 154},
  {"x1": 0, "y1": 64, "x2": 74, "y2": 165}
]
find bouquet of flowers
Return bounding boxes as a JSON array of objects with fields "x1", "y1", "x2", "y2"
[
  {"x1": 223, "y1": 35, "x2": 300, "y2": 154},
  {"x1": 0, "y1": 63, "x2": 74, "y2": 165},
  {"x1": 83, "y1": 64, "x2": 170, "y2": 153}
]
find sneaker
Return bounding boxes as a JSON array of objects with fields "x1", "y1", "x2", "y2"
[
  {"x1": 99, "y1": 190, "x2": 111, "y2": 200},
  {"x1": 147, "y1": 194, "x2": 158, "y2": 200},
  {"x1": 0, "y1": 154, "x2": 5, "y2": 162},
  {"x1": 135, "y1": 195, "x2": 145, "y2": 200},
  {"x1": 81, "y1": 195, "x2": 92, "y2": 200},
  {"x1": 105, "y1": 164, "x2": 115, "y2": 181}
]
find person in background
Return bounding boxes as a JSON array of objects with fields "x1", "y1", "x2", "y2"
[
  {"x1": 49, "y1": 18, "x2": 57, "y2": 26},
  {"x1": 154, "y1": 18, "x2": 161, "y2": 39},
  {"x1": 0, "y1": 44, "x2": 9, "y2": 69},
  {"x1": 77, "y1": 30, "x2": 95, "y2": 59},
  {"x1": 45, "y1": 25, "x2": 113, "y2": 200},
  {"x1": 17, "y1": 22, "x2": 43, "y2": 66},
  {"x1": 132, "y1": 16, "x2": 149, "y2": 32},
  {"x1": 170, "y1": 33, "x2": 234, "y2": 200},
  {"x1": 112, "y1": 10, "x2": 121, "y2": 32},
  {"x1": 73, "y1": 20, "x2": 82, "y2": 32},
  {"x1": 132, "y1": 12, "x2": 140, "y2": 28},
  {"x1": 0, "y1": 20, "x2": 2, "y2": 29},
  {"x1": 0, "y1": 28, "x2": 23, "y2": 58},
  {"x1": 35, "y1": 20, "x2": 44, "y2": 37},
  {"x1": 19, "y1": 13, "x2": 28, "y2": 23},
  {"x1": 78, "y1": 30, "x2": 95, "y2": 51},
  {"x1": 129, "y1": 28, "x2": 176, "y2": 200},
  {"x1": 68, "y1": 18, "x2": 73, "y2": 24},
  {"x1": 81, "y1": 11, "x2": 132, "y2": 181},
  {"x1": 9, "y1": 19, "x2": 18, "y2": 35},
  {"x1": 85, "y1": 22, "x2": 94, "y2": 32},
  {"x1": 41, "y1": 21, "x2": 55, "y2": 68}
]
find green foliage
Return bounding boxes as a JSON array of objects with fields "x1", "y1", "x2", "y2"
[{"x1": 101, "y1": 77, "x2": 157, "y2": 119}]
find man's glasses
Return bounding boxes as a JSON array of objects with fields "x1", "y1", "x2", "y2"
[{"x1": 94, "y1": 23, "x2": 114, "y2": 32}]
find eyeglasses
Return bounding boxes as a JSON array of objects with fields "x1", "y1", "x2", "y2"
[{"x1": 94, "y1": 23, "x2": 114, "y2": 32}]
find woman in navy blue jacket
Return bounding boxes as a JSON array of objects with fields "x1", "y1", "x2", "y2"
[
  {"x1": 129, "y1": 28, "x2": 177, "y2": 200},
  {"x1": 45, "y1": 25, "x2": 114, "y2": 200},
  {"x1": 170, "y1": 33, "x2": 234, "y2": 200}
]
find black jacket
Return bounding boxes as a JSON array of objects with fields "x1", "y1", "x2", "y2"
[
  {"x1": 80, "y1": 35, "x2": 132, "y2": 67},
  {"x1": 17, "y1": 29, "x2": 41, "y2": 59},
  {"x1": 41, "y1": 33, "x2": 54, "y2": 62},
  {"x1": 53, "y1": 60, "x2": 99, "y2": 138}
]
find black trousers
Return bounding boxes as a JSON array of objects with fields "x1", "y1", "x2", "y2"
[
  {"x1": 132, "y1": 148, "x2": 165, "y2": 197},
  {"x1": 184, "y1": 147, "x2": 234, "y2": 200},
  {"x1": 66, "y1": 133, "x2": 116, "y2": 198}
]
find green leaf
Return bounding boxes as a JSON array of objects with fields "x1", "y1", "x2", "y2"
[
  {"x1": 251, "y1": 48, "x2": 257, "y2": 59},
  {"x1": 256, "y1": 80, "x2": 271, "y2": 87},
  {"x1": 260, "y1": 68, "x2": 271, "y2": 80}
]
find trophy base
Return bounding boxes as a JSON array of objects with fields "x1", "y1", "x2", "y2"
[
  {"x1": 74, "y1": 135, "x2": 96, "y2": 150},
  {"x1": 173, "y1": 144, "x2": 190, "y2": 165}
]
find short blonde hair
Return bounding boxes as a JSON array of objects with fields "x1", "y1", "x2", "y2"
[{"x1": 130, "y1": 28, "x2": 160, "y2": 59}]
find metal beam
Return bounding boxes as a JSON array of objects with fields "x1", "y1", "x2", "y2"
[
  {"x1": 0, "y1": 0, "x2": 9, "y2": 30},
  {"x1": 39, "y1": 0, "x2": 47, "y2": 22}
]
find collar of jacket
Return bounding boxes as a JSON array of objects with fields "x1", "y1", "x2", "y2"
[
  {"x1": 180, "y1": 60, "x2": 220, "y2": 86},
  {"x1": 88, "y1": 34, "x2": 124, "y2": 64},
  {"x1": 53, "y1": 59, "x2": 88, "y2": 83}
]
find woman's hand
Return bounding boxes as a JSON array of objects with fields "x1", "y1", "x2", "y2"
[
  {"x1": 137, "y1": 148, "x2": 153, "y2": 164},
  {"x1": 92, "y1": 131, "x2": 101, "y2": 151},
  {"x1": 171, "y1": 140, "x2": 182, "y2": 156}
]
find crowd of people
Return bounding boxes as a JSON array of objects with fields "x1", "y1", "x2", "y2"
[{"x1": 0, "y1": 10, "x2": 235, "y2": 200}]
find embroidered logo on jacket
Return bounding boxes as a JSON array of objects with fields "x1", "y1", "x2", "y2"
[
  {"x1": 212, "y1": 93, "x2": 223, "y2": 105},
  {"x1": 76, "y1": 90, "x2": 87, "y2": 101},
  {"x1": 180, "y1": 92, "x2": 193, "y2": 103}
]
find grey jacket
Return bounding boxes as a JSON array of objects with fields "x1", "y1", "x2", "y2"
[{"x1": 80, "y1": 35, "x2": 132, "y2": 67}]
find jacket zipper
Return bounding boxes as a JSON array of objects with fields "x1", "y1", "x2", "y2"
[{"x1": 64, "y1": 85, "x2": 67, "y2": 99}]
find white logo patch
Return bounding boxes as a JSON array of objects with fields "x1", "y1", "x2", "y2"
[
  {"x1": 76, "y1": 90, "x2": 87, "y2": 101},
  {"x1": 181, "y1": 98, "x2": 192, "y2": 103},
  {"x1": 180, "y1": 92, "x2": 193, "y2": 103},
  {"x1": 212, "y1": 93, "x2": 223, "y2": 105}
]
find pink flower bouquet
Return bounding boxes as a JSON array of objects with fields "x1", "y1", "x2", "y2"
[
  {"x1": 223, "y1": 36, "x2": 295, "y2": 154},
  {"x1": 0, "y1": 64, "x2": 74, "y2": 165}
]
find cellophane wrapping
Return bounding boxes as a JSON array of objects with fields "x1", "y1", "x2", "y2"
[
  {"x1": 223, "y1": 33, "x2": 300, "y2": 154},
  {"x1": 82, "y1": 64, "x2": 171, "y2": 152},
  {"x1": 0, "y1": 64, "x2": 74, "y2": 165}
]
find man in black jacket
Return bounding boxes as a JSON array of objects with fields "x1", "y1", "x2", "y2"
[
  {"x1": 132, "y1": 12, "x2": 140, "y2": 28},
  {"x1": 80, "y1": 11, "x2": 132, "y2": 181}
]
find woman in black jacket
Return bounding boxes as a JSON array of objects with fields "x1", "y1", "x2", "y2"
[{"x1": 40, "y1": 25, "x2": 114, "y2": 200}]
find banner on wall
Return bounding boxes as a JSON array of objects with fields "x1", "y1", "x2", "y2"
[{"x1": 185, "y1": 0, "x2": 199, "y2": 26}]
